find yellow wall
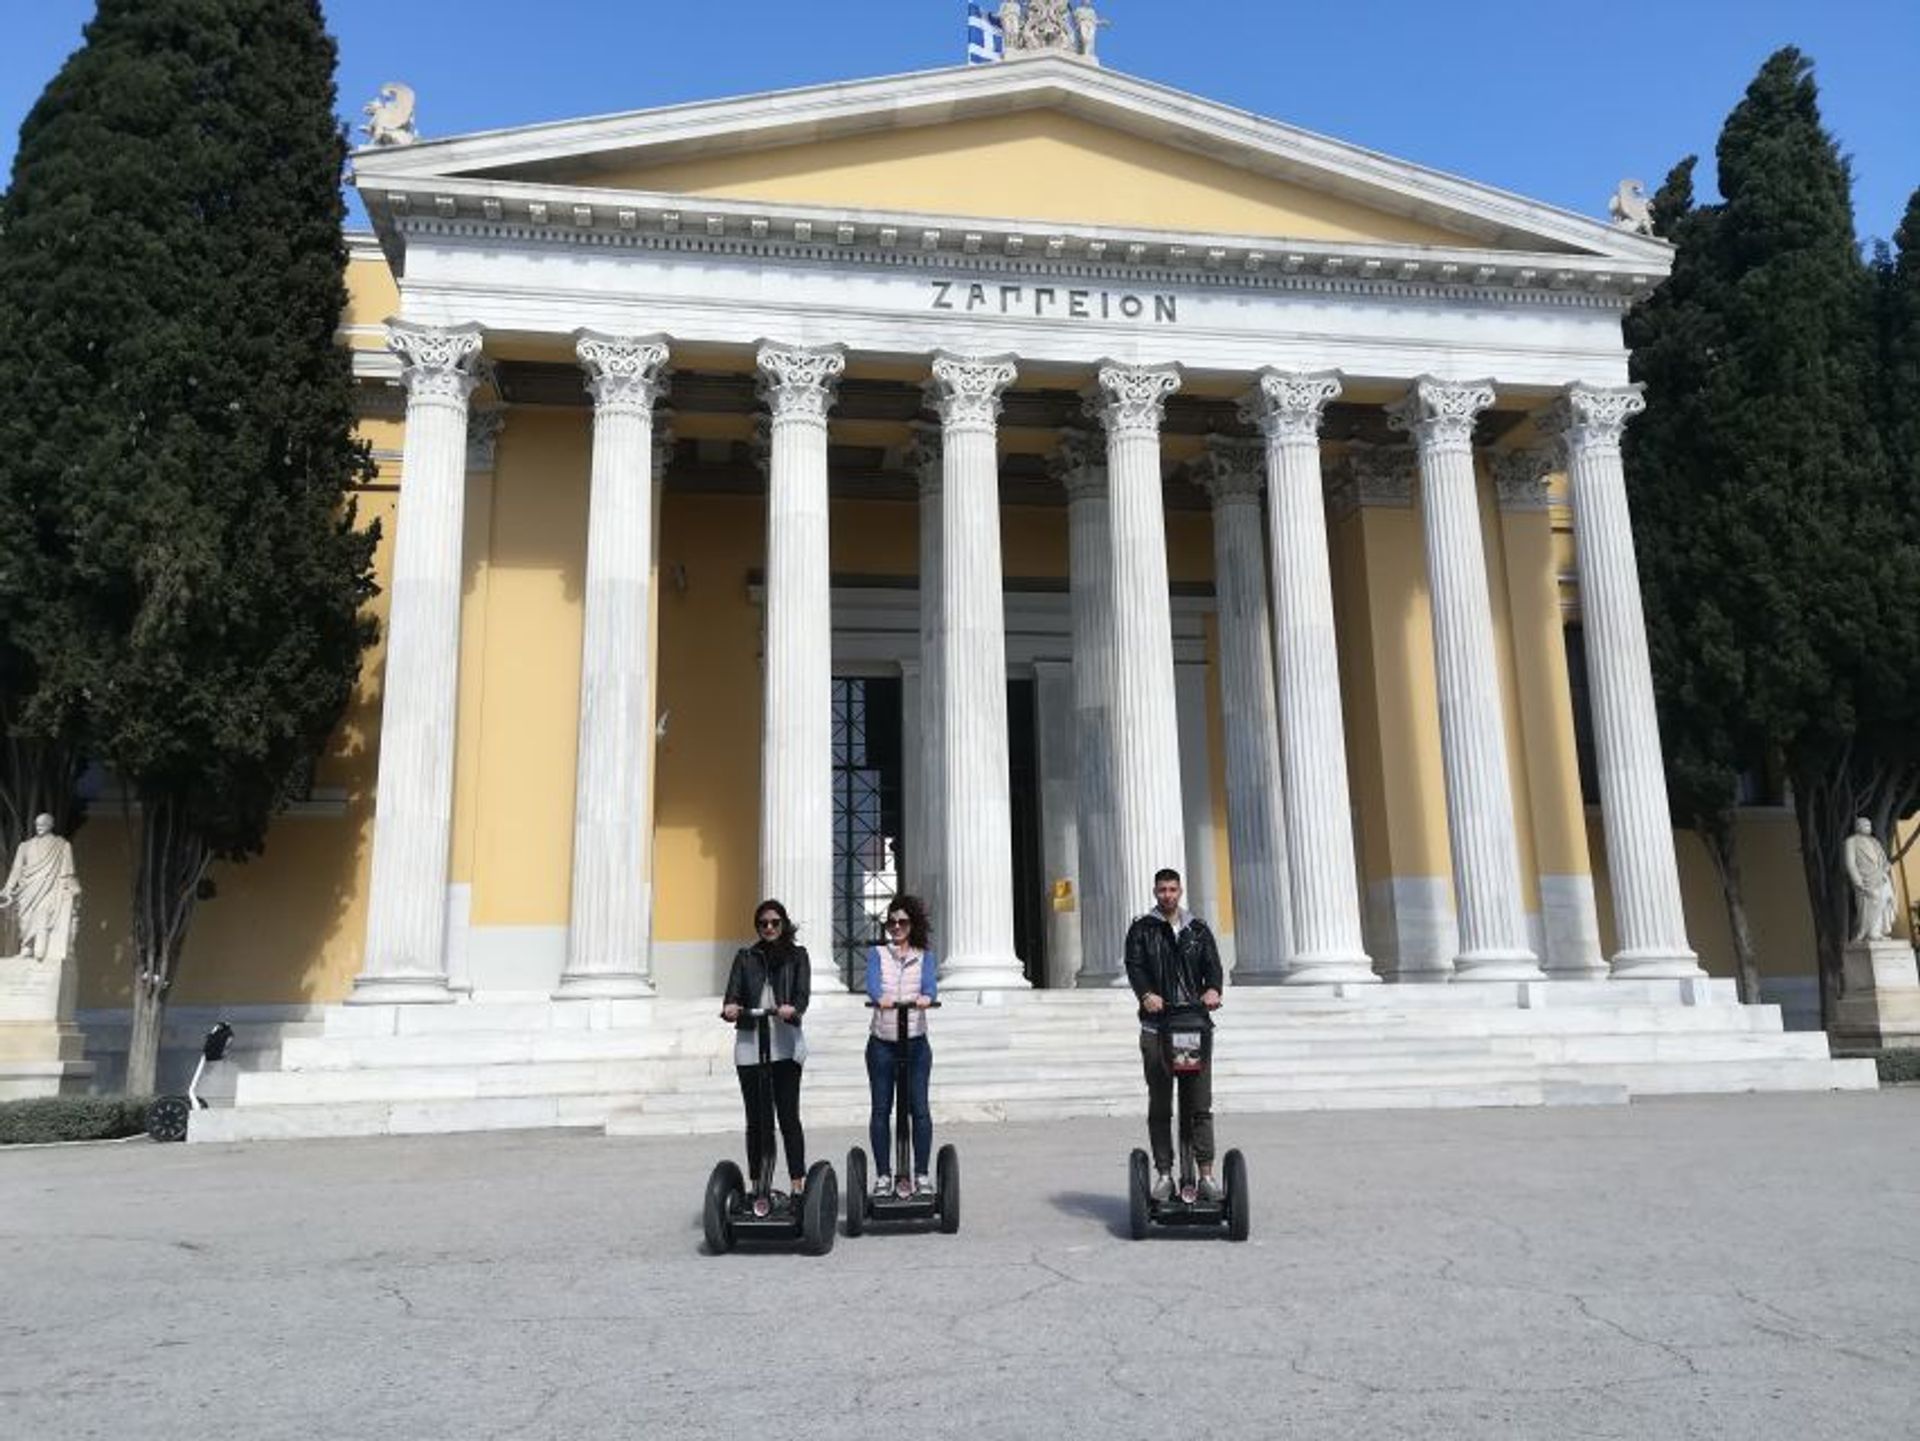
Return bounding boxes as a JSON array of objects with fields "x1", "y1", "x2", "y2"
[{"x1": 517, "y1": 110, "x2": 1482, "y2": 248}]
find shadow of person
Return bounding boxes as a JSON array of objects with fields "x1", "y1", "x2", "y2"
[{"x1": 1049, "y1": 1189, "x2": 1132, "y2": 1239}]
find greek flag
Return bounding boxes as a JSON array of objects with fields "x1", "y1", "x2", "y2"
[{"x1": 966, "y1": 4, "x2": 1004, "y2": 64}]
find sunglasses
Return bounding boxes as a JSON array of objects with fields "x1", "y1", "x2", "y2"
[
  {"x1": 885, "y1": 918, "x2": 911, "y2": 931},
  {"x1": 756, "y1": 916, "x2": 782, "y2": 931}
]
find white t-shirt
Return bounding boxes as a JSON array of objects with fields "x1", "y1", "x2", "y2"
[{"x1": 734, "y1": 977, "x2": 808, "y2": 1067}]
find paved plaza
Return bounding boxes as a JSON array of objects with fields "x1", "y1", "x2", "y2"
[{"x1": 4, "y1": 1092, "x2": 1918, "y2": 1439}]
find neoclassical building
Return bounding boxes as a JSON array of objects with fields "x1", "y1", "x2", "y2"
[{"x1": 68, "y1": 33, "x2": 1883, "y2": 1126}]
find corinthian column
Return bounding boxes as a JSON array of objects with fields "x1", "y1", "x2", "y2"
[
  {"x1": 1540, "y1": 384, "x2": 1703, "y2": 979},
  {"x1": 1241, "y1": 372, "x2": 1376, "y2": 985},
  {"x1": 1389, "y1": 377, "x2": 1542, "y2": 981},
  {"x1": 354, "y1": 321, "x2": 485, "y2": 1004},
  {"x1": 557, "y1": 333, "x2": 671, "y2": 1000},
  {"x1": 757, "y1": 343, "x2": 846, "y2": 989},
  {"x1": 1056, "y1": 430, "x2": 1126, "y2": 986},
  {"x1": 928, "y1": 353, "x2": 1028, "y2": 991},
  {"x1": 1194, "y1": 438, "x2": 1294, "y2": 981},
  {"x1": 906, "y1": 424, "x2": 945, "y2": 931},
  {"x1": 1089, "y1": 363, "x2": 1187, "y2": 920}
]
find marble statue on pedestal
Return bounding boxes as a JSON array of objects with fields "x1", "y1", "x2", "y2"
[
  {"x1": 1844, "y1": 818, "x2": 1899, "y2": 944},
  {"x1": 999, "y1": 0, "x2": 1103, "y2": 60},
  {"x1": 0, "y1": 815, "x2": 81, "y2": 964}
]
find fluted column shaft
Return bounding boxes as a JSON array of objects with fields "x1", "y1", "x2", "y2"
[
  {"x1": 1091, "y1": 364, "x2": 1187, "y2": 917},
  {"x1": 355, "y1": 322, "x2": 485, "y2": 1003},
  {"x1": 558, "y1": 333, "x2": 671, "y2": 1000},
  {"x1": 757, "y1": 344, "x2": 846, "y2": 988},
  {"x1": 1543, "y1": 385, "x2": 1702, "y2": 979},
  {"x1": 909, "y1": 430, "x2": 946, "y2": 929},
  {"x1": 1242, "y1": 372, "x2": 1376, "y2": 984},
  {"x1": 930, "y1": 354, "x2": 1027, "y2": 991},
  {"x1": 1059, "y1": 434, "x2": 1126, "y2": 985},
  {"x1": 1390, "y1": 378, "x2": 1542, "y2": 981},
  {"x1": 1197, "y1": 440, "x2": 1294, "y2": 980}
]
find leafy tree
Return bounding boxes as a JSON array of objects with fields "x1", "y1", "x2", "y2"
[
  {"x1": 1631, "y1": 49, "x2": 1917, "y2": 1025},
  {"x1": 1624, "y1": 159, "x2": 1771, "y2": 1002},
  {"x1": 0, "y1": 0, "x2": 378, "y2": 1090}
]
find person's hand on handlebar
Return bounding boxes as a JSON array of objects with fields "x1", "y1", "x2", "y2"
[
  {"x1": 914, "y1": 995, "x2": 933, "y2": 1010},
  {"x1": 1202, "y1": 988, "x2": 1222, "y2": 1011},
  {"x1": 721, "y1": 1003, "x2": 741, "y2": 1022},
  {"x1": 1142, "y1": 993, "x2": 1165, "y2": 1014},
  {"x1": 776, "y1": 1004, "x2": 797, "y2": 1022}
]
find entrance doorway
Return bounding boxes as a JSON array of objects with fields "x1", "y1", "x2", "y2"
[{"x1": 829, "y1": 674, "x2": 1049, "y2": 987}]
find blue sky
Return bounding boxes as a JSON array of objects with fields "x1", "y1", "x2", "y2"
[{"x1": 3, "y1": 1, "x2": 1916, "y2": 243}]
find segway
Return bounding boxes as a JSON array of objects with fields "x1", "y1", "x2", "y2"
[
  {"x1": 845, "y1": 1001, "x2": 958, "y2": 1237},
  {"x1": 702, "y1": 1007, "x2": 838, "y2": 1256},
  {"x1": 146, "y1": 1021, "x2": 236, "y2": 1143},
  {"x1": 1128, "y1": 1004, "x2": 1248, "y2": 1241}
]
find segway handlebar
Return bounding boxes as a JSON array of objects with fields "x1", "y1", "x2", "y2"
[
  {"x1": 720, "y1": 1006, "x2": 779, "y2": 1020},
  {"x1": 865, "y1": 1000, "x2": 942, "y2": 1010}
]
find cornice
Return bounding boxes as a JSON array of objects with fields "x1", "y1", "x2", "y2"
[
  {"x1": 369, "y1": 185, "x2": 1655, "y2": 311},
  {"x1": 351, "y1": 57, "x2": 1669, "y2": 267}
]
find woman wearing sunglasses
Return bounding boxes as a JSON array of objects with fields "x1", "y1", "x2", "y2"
[
  {"x1": 722, "y1": 898, "x2": 814, "y2": 1197},
  {"x1": 863, "y1": 893, "x2": 938, "y2": 1196}
]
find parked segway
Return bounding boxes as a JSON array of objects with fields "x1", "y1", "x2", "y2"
[
  {"x1": 846, "y1": 1001, "x2": 958, "y2": 1237},
  {"x1": 702, "y1": 1007, "x2": 838, "y2": 1256},
  {"x1": 1128, "y1": 1003, "x2": 1248, "y2": 1241},
  {"x1": 146, "y1": 1021, "x2": 236, "y2": 1143}
]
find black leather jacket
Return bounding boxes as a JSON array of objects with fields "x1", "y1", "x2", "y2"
[
  {"x1": 1124, "y1": 911, "x2": 1224, "y2": 1029},
  {"x1": 723, "y1": 941, "x2": 812, "y2": 1031}
]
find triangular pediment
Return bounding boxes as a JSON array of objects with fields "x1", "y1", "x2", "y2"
[{"x1": 356, "y1": 58, "x2": 1669, "y2": 267}]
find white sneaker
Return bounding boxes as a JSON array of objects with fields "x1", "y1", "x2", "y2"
[
  {"x1": 914, "y1": 1174, "x2": 933, "y2": 1195},
  {"x1": 873, "y1": 1175, "x2": 893, "y2": 1197},
  {"x1": 1150, "y1": 1172, "x2": 1175, "y2": 1202},
  {"x1": 1197, "y1": 1176, "x2": 1223, "y2": 1202}
]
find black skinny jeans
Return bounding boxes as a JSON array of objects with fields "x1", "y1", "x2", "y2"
[
  {"x1": 736, "y1": 1060, "x2": 805, "y2": 1186},
  {"x1": 1140, "y1": 1031, "x2": 1214, "y2": 1174}
]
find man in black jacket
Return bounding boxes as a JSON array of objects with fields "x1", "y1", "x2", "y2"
[{"x1": 1124, "y1": 867, "x2": 1224, "y2": 1202}]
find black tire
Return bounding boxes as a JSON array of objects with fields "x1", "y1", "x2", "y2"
[
  {"x1": 1128, "y1": 1148, "x2": 1152, "y2": 1241},
  {"x1": 846, "y1": 1148, "x2": 868, "y2": 1237},
  {"x1": 703, "y1": 1160, "x2": 744, "y2": 1255},
  {"x1": 935, "y1": 1144, "x2": 961, "y2": 1235},
  {"x1": 801, "y1": 1160, "x2": 838, "y2": 1257},
  {"x1": 1223, "y1": 1149, "x2": 1250, "y2": 1243},
  {"x1": 146, "y1": 1096, "x2": 191, "y2": 1144}
]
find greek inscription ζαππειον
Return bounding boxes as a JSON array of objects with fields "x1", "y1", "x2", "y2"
[{"x1": 930, "y1": 280, "x2": 1177, "y2": 324}]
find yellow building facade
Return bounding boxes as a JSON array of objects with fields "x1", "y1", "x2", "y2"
[{"x1": 67, "y1": 47, "x2": 1889, "y2": 1101}]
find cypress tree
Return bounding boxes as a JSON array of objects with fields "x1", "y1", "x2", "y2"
[
  {"x1": 0, "y1": 0, "x2": 378, "y2": 1091},
  {"x1": 1624, "y1": 159, "x2": 1771, "y2": 1002}
]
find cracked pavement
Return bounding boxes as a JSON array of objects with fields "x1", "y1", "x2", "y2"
[{"x1": 3, "y1": 1091, "x2": 1918, "y2": 1439}]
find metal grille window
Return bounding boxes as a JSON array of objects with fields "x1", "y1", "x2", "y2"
[{"x1": 832, "y1": 678, "x2": 905, "y2": 986}]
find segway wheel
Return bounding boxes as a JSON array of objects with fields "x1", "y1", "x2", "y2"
[
  {"x1": 1127, "y1": 1148, "x2": 1152, "y2": 1241},
  {"x1": 146, "y1": 1095, "x2": 192, "y2": 1144},
  {"x1": 801, "y1": 1160, "x2": 838, "y2": 1257},
  {"x1": 935, "y1": 1144, "x2": 961, "y2": 1235},
  {"x1": 1223, "y1": 1148, "x2": 1250, "y2": 1243},
  {"x1": 846, "y1": 1147, "x2": 868, "y2": 1237},
  {"x1": 703, "y1": 1160, "x2": 744, "y2": 1255}
]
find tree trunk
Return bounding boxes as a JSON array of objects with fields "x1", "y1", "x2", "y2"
[
  {"x1": 1700, "y1": 818, "x2": 1763, "y2": 1004},
  {"x1": 0, "y1": 728, "x2": 82, "y2": 857},
  {"x1": 123, "y1": 793, "x2": 212, "y2": 1097}
]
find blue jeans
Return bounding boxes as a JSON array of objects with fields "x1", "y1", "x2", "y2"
[{"x1": 865, "y1": 1034, "x2": 933, "y2": 1176}]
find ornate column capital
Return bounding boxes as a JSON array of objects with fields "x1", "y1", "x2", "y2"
[
  {"x1": 1239, "y1": 369, "x2": 1343, "y2": 442},
  {"x1": 1387, "y1": 376, "x2": 1498, "y2": 453},
  {"x1": 387, "y1": 320, "x2": 486, "y2": 406},
  {"x1": 1087, "y1": 361, "x2": 1183, "y2": 439},
  {"x1": 1193, "y1": 436, "x2": 1267, "y2": 508},
  {"x1": 575, "y1": 331, "x2": 671, "y2": 416},
  {"x1": 905, "y1": 420, "x2": 944, "y2": 494},
  {"x1": 465, "y1": 407, "x2": 506, "y2": 472},
  {"x1": 1051, "y1": 427, "x2": 1108, "y2": 502},
  {"x1": 1324, "y1": 442, "x2": 1417, "y2": 520},
  {"x1": 1537, "y1": 382, "x2": 1647, "y2": 460},
  {"x1": 928, "y1": 353, "x2": 1020, "y2": 432},
  {"x1": 1491, "y1": 447, "x2": 1556, "y2": 511},
  {"x1": 756, "y1": 342, "x2": 847, "y2": 424}
]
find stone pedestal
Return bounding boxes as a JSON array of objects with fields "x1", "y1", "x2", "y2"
[
  {"x1": 1834, "y1": 940, "x2": 1920, "y2": 1052},
  {"x1": 0, "y1": 955, "x2": 94, "y2": 1099}
]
